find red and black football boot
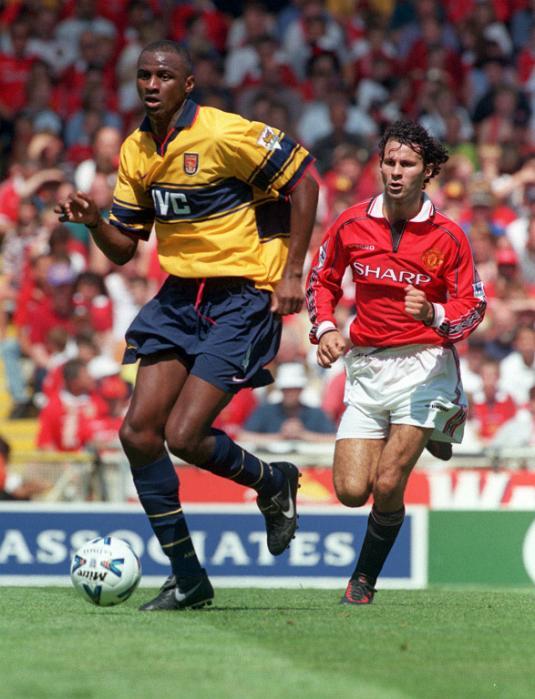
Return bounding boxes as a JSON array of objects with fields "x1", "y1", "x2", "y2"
[{"x1": 340, "y1": 574, "x2": 376, "y2": 605}]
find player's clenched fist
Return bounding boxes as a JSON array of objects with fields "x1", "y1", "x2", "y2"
[
  {"x1": 317, "y1": 330, "x2": 347, "y2": 368},
  {"x1": 404, "y1": 284, "x2": 434, "y2": 323}
]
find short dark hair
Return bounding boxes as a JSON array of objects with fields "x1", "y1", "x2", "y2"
[
  {"x1": 62, "y1": 358, "x2": 86, "y2": 384},
  {"x1": 378, "y1": 120, "x2": 449, "y2": 182},
  {"x1": 140, "y1": 40, "x2": 193, "y2": 74}
]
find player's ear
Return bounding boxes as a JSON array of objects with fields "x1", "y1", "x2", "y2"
[{"x1": 185, "y1": 74, "x2": 195, "y2": 95}]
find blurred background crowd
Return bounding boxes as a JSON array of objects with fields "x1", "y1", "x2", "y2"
[{"x1": 2, "y1": 0, "x2": 535, "y2": 488}]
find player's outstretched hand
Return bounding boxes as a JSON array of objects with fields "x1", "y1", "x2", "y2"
[
  {"x1": 317, "y1": 330, "x2": 346, "y2": 368},
  {"x1": 54, "y1": 191, "x2": 100, "y2": 228},
  {"x1": 271, "y1": 276, "x2": 304, "y2": 316},
  {"x1": 404, "y1": 284, "x2": 433, "y2": 322}
]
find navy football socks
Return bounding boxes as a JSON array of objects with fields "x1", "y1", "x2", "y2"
[
  {"x1": 352, "y1": 505, "x2": 406, "y2": 585},
  {"x1": 200, "y1": 428, "x2": 285, "y2": 496},
  {"x1": 131, "y1": 454, "x2": 202, "y2": 579}
]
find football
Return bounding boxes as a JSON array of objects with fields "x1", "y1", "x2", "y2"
[{"x1": 70, "y1": 536, "x2": 142, "y2": 607}]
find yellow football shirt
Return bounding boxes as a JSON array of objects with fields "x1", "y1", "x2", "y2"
[{"x1": 109, "y1": 100, "x2": 314, "y2": 290}]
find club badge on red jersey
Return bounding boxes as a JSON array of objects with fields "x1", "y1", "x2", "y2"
[
  {"x1": 183, "y1": 152, "x2": 199, "y2": 175},
  {"x1": 422, "y1": 248, "x2": 445, "y2": 271}
]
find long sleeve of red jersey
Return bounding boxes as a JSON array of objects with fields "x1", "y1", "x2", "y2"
[
  {"x1": 432, "y1": 227, "x2": 486, "y2": 343},
  {"x1": 306, "y1": 222, "x2": 348, "y2": 345}
]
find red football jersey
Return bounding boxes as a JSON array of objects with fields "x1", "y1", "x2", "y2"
[{"x1": 307, "y1": 194, "x2": 486, "y2": 347}]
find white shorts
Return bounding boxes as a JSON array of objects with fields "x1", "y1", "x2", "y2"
[{"x1": 336, "y1": 344, "x2": 467, "y2": 443}]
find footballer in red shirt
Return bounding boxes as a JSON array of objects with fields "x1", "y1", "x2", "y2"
[{"x1": 307, "y1": 120, "x2": 486, "y2": 605}]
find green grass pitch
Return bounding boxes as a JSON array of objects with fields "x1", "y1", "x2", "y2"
[{"x1": 1, "y1": 586, "x2": 534, "y2": 699}]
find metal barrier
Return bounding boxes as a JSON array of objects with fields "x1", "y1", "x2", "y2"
[
  {"x1": 9, "y1": 442, "x2": 535, "y2": 503},
  {"x1": 10, "y1": 449, "x2": 131, "y2": 502}
]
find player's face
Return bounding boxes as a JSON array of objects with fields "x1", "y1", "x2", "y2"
[
  {"x1": 136, "y1": 50, "x2": 195, "y2": 120},
  {"x1": 380, "y1": 140, "x2": 432, "y2": 203}
]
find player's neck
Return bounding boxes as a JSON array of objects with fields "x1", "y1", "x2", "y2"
[
  {"x1": 382, "y1": 192, "x2": 423, "y2": 224},
  {"x1": 148, "y1": 99, "x2": 188, "y2": 141}
]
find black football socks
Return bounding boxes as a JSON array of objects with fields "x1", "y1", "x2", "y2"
[
  {"x1": 132, "y1": 454, "x2": 202, "y2": 578},
  {"x1": 352, "y1": 505, "x2": 406, "y2": 585},
  {"x1": 200, "y1": 427, "x2": 285, "y2": 496}
]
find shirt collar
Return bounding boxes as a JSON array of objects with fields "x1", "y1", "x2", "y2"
[
  {"x1": 367, "y1": 192, "x2": 435, "y2": 222},
  {"x1": 139, "y1": 99, "x2": 199, "y2": 133}
]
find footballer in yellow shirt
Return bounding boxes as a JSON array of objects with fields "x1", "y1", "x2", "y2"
[{"x1": 55, "y1": 40, "x2": 318, "y2": 612}]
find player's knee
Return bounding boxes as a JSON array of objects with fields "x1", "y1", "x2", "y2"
[
  {"x1": 165, "y1": 425, "x2": 201, "y2": 463},
  {"x1": 333, "y1": 475, "x2": 369, "y2": 507},
  {"x1": 373, "y1": 473, "x2": 402, "y2": 505},
  {"x1": 119, "y1": 418, "x2": 162, "y2": 456}
]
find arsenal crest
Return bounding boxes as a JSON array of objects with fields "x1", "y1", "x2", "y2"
[
  {"x1": 421, "y1": 248, "x2": 445, "y2": 271},
  {"x1": 183, "y1": 152, "x2": 199, "y2": 175}
]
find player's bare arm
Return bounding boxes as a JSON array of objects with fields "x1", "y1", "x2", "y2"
[
  {"x1": 317, "y1": 330, "x2": 347, "y2": 368},
  {"x1": 55, "y1": 191, "x2": 138, "y2": 265},
  {"x1": 404, "y1": 284, "x2": 434, "y2": 322},
  {"x1": 271, "y1": 171, "x2": 318, "y2": 316}
]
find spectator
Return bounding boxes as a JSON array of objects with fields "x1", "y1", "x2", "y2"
[
  {"x1": 282, "y1": 0, "x2": 347, "y2": 80},
  {"x1": 0, "y1": 435, "x2": 48, "y2": 500},
  {"x1": 48, "y1": 225, "x2": 87, "y2": 274},
  {"x1": 491, "y1": 384, "x2": 535, "y2": 448},
  {"x1": 483, "y1": 302, "x2": 517, "y2": 361},
  {"x1": 476, "y1": 83, "x2": 531, "y2": 147},
  {"x1": 105, "y1": 268, "x2": 151, "y2": 351},
  {"x1": 0, "y1": 17, "x2": 36, "y2": 119},
  {"x1": 22, "y1": 60, "x2": 64, "y2": 138},
  {"x1": 471, "y1": 358, "x2": 518, "y2": 443},
  {"x1": 458, "y1": 337, "x2": 486, "y2": 402},
  {"x1": 26, "y1": 5, "x2": 75, "y2": 78},
  {"x1": 233, "y1": 34, "x2": 302, "y2": 128},
  {"x1": 225, "y1": 2, "x2": 278, "y2": 88},
  {"x1": 72, "y1": 270, "x2": 114, "y2": 356},
  {"x1": 506, "y1": 180, "x2": 535, "y2": 254},
  {"x1": 499, "y1": 325, "x2": 535, "y2": 406},
  {"x1": 74, "y1": 126, "x2": 121, "y2": 193},
  {"x1": 461, "y1": 183, "x2": 507, "y2": 237},
  {"x1": 64, "y1": 73, "x2": 122, "y2": 161},
  {"x1": 213, "y1": 389, "x2": 258, "y2": 441},
  {"x1": 54, "y1": 0, "x2": 117, "y2": 57},
  {"x1": 238, "y1": 362, "x2": 336, "y2": 445},
  {"x1": 85, "y1": 355, "x2": 132, "y2": 446},
  {"x1": 518, "y1": 216, "x2": 535, "y2": 284},
  {"x1": 36, "y1": 357, "x2": 109, "y2": 452},
  {"x1": 298, "y1": 87, "x2": 376, "y2": 150},
  {"x1": 310, "y1": 92, "x2": 370, "y2": 174},
  {"x1": 17, "y1": 260, "x2": 77, "y2": 397}
]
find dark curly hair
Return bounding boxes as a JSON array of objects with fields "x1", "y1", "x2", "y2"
[{"x1": 378, "y1": 120, "x2": 449, "y2": 183}]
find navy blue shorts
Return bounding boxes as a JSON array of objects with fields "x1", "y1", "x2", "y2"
[{"x1": 123, "y1": 276, "x2": 282, "y2": 393}]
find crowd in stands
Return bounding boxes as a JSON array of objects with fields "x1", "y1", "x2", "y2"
[{"x1": 1, "y1": 0, "x2": 535, "y2": 462}]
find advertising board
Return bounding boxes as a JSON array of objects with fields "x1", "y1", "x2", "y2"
[{"x1": 0, "y1": 503, "x2": 427, "y2": 588}]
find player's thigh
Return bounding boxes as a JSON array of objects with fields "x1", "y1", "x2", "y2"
[
  {"x1": 374, "y1": 423, "x2": 432, "y2": 496},
  {"x1": 333, "y1": 438, "x2": 385, "y2": 506},
  {"x1": 123, "y1": 351, "x2": 190, "y2": 433},
  {"x1": 165, "y1": 373, "x2": 233, "y2": 447}
]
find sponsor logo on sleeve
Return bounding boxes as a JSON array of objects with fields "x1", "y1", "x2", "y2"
[{"x1": 257, "y1": 126, "x2": 282, "y2": 151}]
